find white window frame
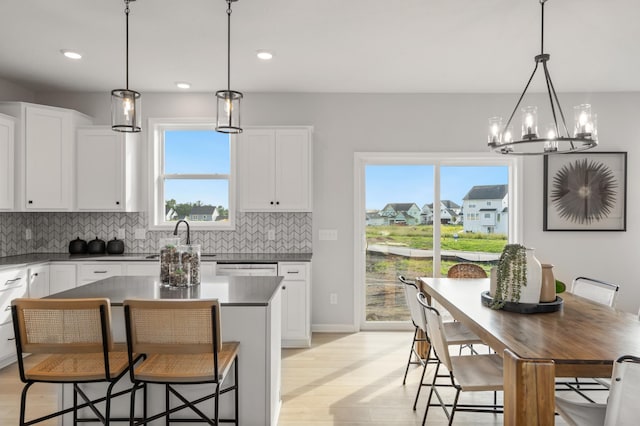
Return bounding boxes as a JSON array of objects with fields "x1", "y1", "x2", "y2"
[
  {"x1": 353, "y1": 152, "x2": 523, "y2": 331},
  {"x1": 148, "y1": 117, "x2": 236, "y2": 230}
]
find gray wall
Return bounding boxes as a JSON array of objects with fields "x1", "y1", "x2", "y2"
[{"x1": 30, "y1": 90, "x2": 640, "y2": 327}]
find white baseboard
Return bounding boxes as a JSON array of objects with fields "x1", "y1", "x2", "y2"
[{"x1": 311, "y1": 323, "x2": 359, "y2": 333}]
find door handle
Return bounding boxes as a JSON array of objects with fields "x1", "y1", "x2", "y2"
[{"x1": 4, "y1": 278, "x2": 21, "y2": 286}]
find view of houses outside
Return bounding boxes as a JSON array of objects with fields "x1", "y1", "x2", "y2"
[
  {"x1": 163, "y1": 129, "x2": 230, "y2": 223},
  {"x1": 365, "y1": 165, "x2": 509, "y2": 322}
]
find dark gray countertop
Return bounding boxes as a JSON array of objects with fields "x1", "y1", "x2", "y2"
[
  {"x1": 46, "y1": 275, "x2": 284, "y2": 307},
  {"x1": 0, "y1": 252, "x2": 312, "y2": 269}
]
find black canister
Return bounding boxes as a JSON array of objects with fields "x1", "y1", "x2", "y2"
[
  {"x1": 106, "y1": 238, "x2": 125, "y2": 255},
  {"x1": 87, "y1": 237, "x2": 106, "y2": 255},
  {"x1": 68, "y1": 237, "x2": 87, "y2": 254}
]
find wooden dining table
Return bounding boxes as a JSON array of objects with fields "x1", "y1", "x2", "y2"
[{"x1": 417, "y1": 277, "x2": 640, "y2": 426}]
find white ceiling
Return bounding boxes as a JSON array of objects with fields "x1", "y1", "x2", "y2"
[{"x1": 1, "y1": 0, "x2": 638, "y2": 94}]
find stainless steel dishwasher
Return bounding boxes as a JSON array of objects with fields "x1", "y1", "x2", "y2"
[{"x1": 216, "y1": 263, "x2": 278, "y2": 276}]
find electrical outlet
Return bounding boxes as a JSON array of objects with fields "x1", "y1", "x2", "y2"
[
  {"x1": 117, "y1": 228, "x2": 126, "y2": 240},
  {"x1": 319, "y1": 229, "x2": 338, "y2": 240},
  {"x1": 25, "y1": 228, "x2": 32, "y2": 240},
  {"x1": 134, "y1": 228, "x2": 146, "y2": 240},
  {"x1": 330, "y1": 293, "x2": 338, "y2": 305},
  {"x1": 267, "y1": 229, "x2": 276, "y2": 240}
]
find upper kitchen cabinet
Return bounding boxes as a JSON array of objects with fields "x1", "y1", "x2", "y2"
[
  {"x1": 76, "y1": 126, "x2": 140, "y2": 211},
  {"x1": 0, "y1": 113, "x2": 15, "y2": 210},
  {"x1": 237, "y1": 127, "x2": 313, "y2": 212},
  {"x1": 0, "y1": 102, "x2": 92, "y2": 211}
]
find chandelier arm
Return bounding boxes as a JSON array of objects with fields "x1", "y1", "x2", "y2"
[
  {"x1": 543, "y1": 62, "x2": 575, "y2": 150},
  {"x1": 541, "y1": 62, "x2": 560, "y2": 135},
  {"x1": 503, "y1": 62, "x2": 539, "y2": 131}
]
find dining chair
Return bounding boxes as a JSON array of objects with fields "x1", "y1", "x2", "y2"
[
  {"x1": 123, "y1": 298, "x2": 239, "y2": 425},
  {"x1": 555, "y1": 355, "x2": 640, "y2": 426},
  {"x1": 571, "y1": 276, "x2": 619, "y2": 307},
  {"x1": 417, "y1": 292, "x2": 503, "y2": 425},
  {"x1": 11, "y1": 297, "x2": 145, "y2": 425},
  {"x1": 446, "y1": 263, "x2": 488, "y2": 279},
  {"x1": 557, "y1": 277, "x2": 620, "y2": 400},
  {"x1": 399, "y1": 276, "x2": 484, "y2": 412}
]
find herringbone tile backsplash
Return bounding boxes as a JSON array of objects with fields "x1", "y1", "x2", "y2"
[{"x1": 0, "y1": 212, "x2": 312, "y2": 256}]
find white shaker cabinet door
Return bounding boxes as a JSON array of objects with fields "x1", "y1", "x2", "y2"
[
  {"x1": 0, "y1": 114, "x2": 15, "y2": 210},
  {"x1": 77, "y1": 128, "x2": 123, "y2": 210},
  {"x1": 28, "y1": 264, "x2": 50, "y2": 298},
  {"x1": 274, "y1": 129, "x2": 311, "y2": 211}
]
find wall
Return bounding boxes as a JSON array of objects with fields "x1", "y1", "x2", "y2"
[{"x1": 32, "y1": 90, "x2": 640, "y2": 326}]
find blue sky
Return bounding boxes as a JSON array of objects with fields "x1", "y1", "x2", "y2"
[
  {"x1": 365, "y1": 165, "x2": 508, "y2": 210},
  {"x1": 164, "y1": 130, "x2": 230, "y2": 206}
]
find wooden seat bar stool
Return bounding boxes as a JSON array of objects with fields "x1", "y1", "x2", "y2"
[
  {"x1": 11, "y1": 298, "x2": 146, "y2": 425},
  {"x1": 123, "y1": 298, "x2": 239, "y2": 425}
]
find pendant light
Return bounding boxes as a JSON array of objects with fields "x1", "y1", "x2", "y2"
[
  {"x1": 111, "y1": 0, "x2": 141, "y2": 133},
  {"x1": 215, "y1": 0, "x2": 243, "y2": 134},
  {"x1": 487, "y1": 0, "x2": 597, "y2": 155}
]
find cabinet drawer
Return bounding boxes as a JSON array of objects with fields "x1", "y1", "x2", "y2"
[
  {"x1": 279, "y1": 263, "x2": 306, "y2": 280},
  {"x1": 0, "y1": 267, "x2": 27, "y2": 290},
  {"x1": 0, "y1": 321, "x2": 16, "y2": 361},
  {"x1": 0, "y1": 283, "x2": 28, "y2": 325},
  {"x1": 77, "y1": 264, "x2": 123, "y2": 281}
]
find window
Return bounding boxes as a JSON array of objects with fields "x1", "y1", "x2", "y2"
[
  {"x1": 484, "y1": 213, "x2": 491, "y2": 219},
  {"x1": 149, "y1": 118, "x2": 235, "y2": 230},
  {"x1": 487, "y1": 201, "x2": 492, "y2": 206}
]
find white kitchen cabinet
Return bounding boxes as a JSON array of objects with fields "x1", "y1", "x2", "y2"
[
  {"x1": 0, "y1": 102, "x2": 92, "y2": 211},
  {"x1": 238, "y1": 127, "x2": 312, "y2": 211},
  {"x1": 123, "y1": 262, "x2": 159, "y2": 276},
  {"x1": 201, "y1": 262, "x2": 217, "y2": 281},
  {"x1": 49, "y1": 263, "x2": 77, "y2": 294},
  {"x1": 28, "y1": 263, "x2": 49, "y2": 298},
  {"x1": 77, "y1": 263, "x2": 122, "y2": 286},
  {"x1": 278, "y1": 262, "x2": 311, "y2": 347},
  {"x1": 76, "y1": 126, "x2": 140, "y2": 211},
  {"x1": 0, "y1": 267, "x2": 27, "y2": 368},
  {"x1": 0, "y1": 113, "x2": 15, "y2": 210}
]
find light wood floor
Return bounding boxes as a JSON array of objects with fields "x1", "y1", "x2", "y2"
[{"x1": 0, "y1": 331, "x2": 588, "y2": 425}]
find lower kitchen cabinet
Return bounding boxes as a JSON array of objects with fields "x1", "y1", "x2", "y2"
[
  {"x1": 123, "y1": 261, "x2": 159, "y2": 276},
  {"x1": 77, "y1": 263, "x2": 122, "y2": 286},
  {"x1": 279, "y1": 262, "x2": 311, "y2": 347},
  {"x1": 0, "y1": 266, "x2": 27, "y2": 368},
  {"x1": 28, "y1": 263, "x2": 49, "y2": 298},
  {"x1": 49, "y1": 263, "x2": 77, "y2": 295}
]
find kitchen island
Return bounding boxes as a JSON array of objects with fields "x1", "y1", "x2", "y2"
[{"x1": 47, "y1": 275, "x2": 283, "y2": 426}]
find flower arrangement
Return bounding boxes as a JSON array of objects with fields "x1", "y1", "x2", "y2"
[{"x1": 491, "y1": 244, "x2": 527, "y2": 309}]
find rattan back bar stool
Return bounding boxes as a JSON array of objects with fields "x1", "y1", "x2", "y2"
[
  {"x1": 123, "y1": 298, "x2": 239, "y2": 425},
  {"x1": 11, "y1": 298, "x2": 146, "y2": 425}
]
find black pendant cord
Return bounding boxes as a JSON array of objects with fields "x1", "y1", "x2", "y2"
[
  {"x1": 125, "y1": 0, "x2": 130, "y2": 91},
  {"x1": 227, "y1": 1, "x2": 232, "y2": 92},
  {"x1": 540, "y1": 0, "x2": 545, "y2": 56}
]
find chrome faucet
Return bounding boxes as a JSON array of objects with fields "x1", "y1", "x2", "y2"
[{"x1": 173, "y1": 219, "x2": 191, "y2": 245}]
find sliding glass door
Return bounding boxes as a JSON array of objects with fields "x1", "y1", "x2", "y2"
[{"x1": 355, "y1": 154, "x2": 520, "y2": 329}]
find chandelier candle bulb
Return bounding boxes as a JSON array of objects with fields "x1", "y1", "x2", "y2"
[
  {"x1": 574, "y1": 104, "x2": 594, "y2": 138},
  {"x1": 488, "y1": 117, "x2": 503, "y2": 144},
  {"x1": 521, "y1": 106, "x2": 538, "y2": 139}
]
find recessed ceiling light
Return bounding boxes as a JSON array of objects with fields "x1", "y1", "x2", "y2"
[
  {"x1": 256, "y1": 50, "x2": 274, "y2": 61},
  {"x1": 176, "y1": 82, "x2": 191, "y2": 89},
  {"x1": 60, "y1": 50, "x2": 82, "y2": 60}
]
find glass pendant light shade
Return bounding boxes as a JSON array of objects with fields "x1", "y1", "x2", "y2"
[
  {"x1": 215, "y1": 89, "x2": 242, "y2": 134},
  {"x1": 111, "y1": 89, "x2": 141, "y2": 133}
]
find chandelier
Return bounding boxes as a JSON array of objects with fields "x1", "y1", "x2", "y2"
[{"x1": 487, "y1": 0, "x2": 597, "y2": 155}]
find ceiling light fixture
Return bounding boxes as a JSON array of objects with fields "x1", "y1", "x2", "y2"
[
  {"x1": 257, "y1": 50, "x2": 273, "y2": 60},
  {"x1": 176, "y1": 82, "x2": 191, "y2": 89},
  {"x1": 487, "y1": 0, "x2": 597, "y2": 155},
  {"x1": 111, "y1": 0, "x2": 141, "y2": 133},
  {"x1": 215, "y1": 0, "x2": 243, "y2": 134},
  {"x1": 61, "y1": 50, "x2": 82, "y2": 60}
]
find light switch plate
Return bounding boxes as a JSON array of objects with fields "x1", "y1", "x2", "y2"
[
  {"x1": 134, "y1": 228, "x2": 146, "y2": 240},
  {"x1": 117, "y1": 228, "x2": 126, "y2": 240},
  {"x1": 319, "y1": 229, "x2": 338, "y2": 241}
]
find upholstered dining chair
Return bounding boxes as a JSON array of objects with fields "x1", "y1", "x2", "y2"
[
  {"x1": 557, "y1": 277, "x2": 620, "y2": 399},
  {"x1": 447, "y1": 263, "x2": 488, "y2": 279},
  {"x1": 417, "y1": 292, "x2": 502, "y2": 425},
  {"x1": 11, "y1": 298, "x2": 145, "y2": 425},
  {"x1": 123, "y1": 298, "x2": 239, "y2": 425},
  {"x1": 555, "y1": 355, "x2": 640, "y2": 426},
  {"x1": 400, "y1": 276, "x2": 485, "y2": 412}
]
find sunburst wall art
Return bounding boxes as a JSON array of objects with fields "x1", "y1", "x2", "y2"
[{"x1": 544, "y1": 152, "x2": 627, "y2": 231}]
